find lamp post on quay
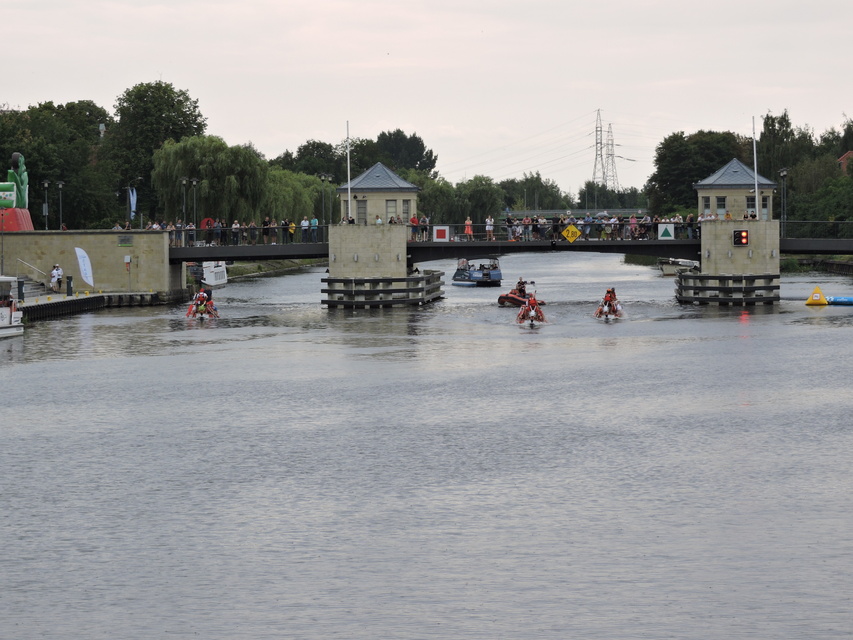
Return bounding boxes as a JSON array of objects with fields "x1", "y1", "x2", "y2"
[
  {"x1": 56, "y1": 181, "x2": 65, "y2": 230},
  {"x1": 779, "y1": 168, "x2": 788, "y2": 238},
  {"x1": 180, "y1": 176, "x2": 188, "y2": 223},
  {"x1": 318, "y1": 173, "x2": 333, "y2": 239},
  {"x1": 42, "y1": 179, "x2": 50, "y2": 230},
  {"x1": 190, "y1": 178, "x2": 199, "y2": 228}
]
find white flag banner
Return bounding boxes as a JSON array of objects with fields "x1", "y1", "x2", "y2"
[
  {"x1": 129, "y1": 187, "x2": 137, "y2": 219},
  {"x1": 75, "y1": 247, "x2": 94, "y2": 286}
]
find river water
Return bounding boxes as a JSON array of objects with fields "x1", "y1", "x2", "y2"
[{"x1": 2, "y1": 252, "x2": 852, "y2": 639}]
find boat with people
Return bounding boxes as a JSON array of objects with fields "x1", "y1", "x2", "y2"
[
  {"x1": 516, "y1": 293, "x2": 546, "y2": 327},
  {"x1": 498, "y1": 278, "x2": 546, "y2": 306},
  {"x1": 452, "y1": 258, "x2": 502, "y2": 287},
  {"x1": 658, "y1": 257, "x2": 700, "y2": 276},
  {"x1": 185, "y1": 287, "x2": 220, "y2": 320},
  {"x1": 594, "y1": 287, "x2": 623, "y2": 320},
  {"x1": 0, "y1": 276, "x2": 24, "y2": 338}
]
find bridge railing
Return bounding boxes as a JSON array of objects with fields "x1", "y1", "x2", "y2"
[
  {"x1": 783, "y1": 220, "x2": 853, "y2": 239},
  {"x1": 167, "y1": 224, "x2": 332, "y2": 247}
]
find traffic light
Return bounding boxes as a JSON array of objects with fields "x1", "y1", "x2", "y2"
[{"x1": 733, "y1": 229, "x2": 749, "y2": 246}]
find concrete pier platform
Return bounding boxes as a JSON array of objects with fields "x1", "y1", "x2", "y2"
[{"x1": 18, "y1": 291, "x2": 181, "y2": 321}]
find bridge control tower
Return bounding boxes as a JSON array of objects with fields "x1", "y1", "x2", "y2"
[{"x1": 677, "y1": 159, "x2": 781, "y2": 305}]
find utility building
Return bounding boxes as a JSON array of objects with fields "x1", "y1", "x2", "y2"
[
  {"x1": 337, "y1": 162, "x2": 419, "y2": 225},
  {"x1": 693, "y1": 158, "x2": 776, "y2": 221}
]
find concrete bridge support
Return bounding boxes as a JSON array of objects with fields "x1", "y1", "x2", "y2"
[
  {"x1": 322, "y1": 225, "x2": 444, "y2": 307},
  {"x1": 2, "y1": 230, "x2": 187, "y2": 300},
  {"x1": 676, "y1": 220, "x2": 780, "y2": 305}
]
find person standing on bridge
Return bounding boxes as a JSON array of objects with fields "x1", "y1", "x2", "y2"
[
  {"x1": 521, "y1": 214, "x2": 532, "y2": 241},
  {"x1": 419, "y1": 214, "x2": 429, "y2": 242},
  {"x1": 301, "y1": 216, "x2": 310, "y2": 242},
  {"x1": 464, "y1": 216, "x2": 473, "y2": 241},
  {"x1": 311, "y1": 215, "x2": 319, "y2": 242},
  {"x1": 485, "y1": 214, "x2": 495, "y2": 241},
  {"x1": 262, "y1": 216, "x2": 271, "y2": 244},
  {"x1": 582, "y1": 213, "x2": 594, "y2": 240}
]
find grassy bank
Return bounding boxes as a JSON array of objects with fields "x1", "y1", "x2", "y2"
[
  {"x1": 188, "y1": 258, "x2": 327, "y2": 286},
  {"x1": 226, "y1": 258, "x2": 327, "y2": 280}
]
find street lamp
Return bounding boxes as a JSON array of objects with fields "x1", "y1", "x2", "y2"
[
  {"x1": 42, "y1": 179, "x2": 50, "y2": 230},
  {"x1": 56, "y1": 181, "x2": 65, "y2": 230},
  {"x1": 779, "y1": 168, "x2": 788, "y2": 238},
  {"x1": 318, "y1": 173, "x2": 333, "y2": 235},
  {"x1": 190, "y1": 178, "x2": 199, "y2": 228},
  {"x1": 180, "y1": 176, "x2": 188, "y2": 224}
]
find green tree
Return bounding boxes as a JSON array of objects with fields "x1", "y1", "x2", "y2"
[
  {"x1": 0, "y1": 100, "x2": 119, "y2": 228},
  {"x1": 376, "y1": 129, "x2": 437, "y2": 173},
  {"x1": 790, "y1": 174, "x2": 853, "y2": 230},
  {"x1": 105, "y1": 81, "x2": 206, "y2": 221},
  {"x1": 294, "y1": 140, "x2": 336, "y2": 177},
  {"x1": 757, "y1": 110, "x2": 817, "y2": 191},
  {"x1": 151, "y1": 136, "x2": 267, "y2": 224},
  {"x1": 454, "y1": 175, "x2": 503, "y2": 225},
  {"x1": 400, "y1": 169, "x2": 456, "y2": 224},
  {"x1": 269, "y1": 150, "x2": 295, "y2": 172},
  {"x1": 262, "y1": 168, "x2": 317, "y2": 222},
  {"x1": 576, "y1": 181, "x2": 622, "y2": 210},
  {"x1": 647, "y1": 130, "x2": 748, "y2": 214},
  {"x1": 499, "y1": 172, "x2": 571, "y2": 211}
]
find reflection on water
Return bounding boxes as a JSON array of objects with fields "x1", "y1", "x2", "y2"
[{"x1": 3, "y1": 253, "x2": 853, "y2": 639}]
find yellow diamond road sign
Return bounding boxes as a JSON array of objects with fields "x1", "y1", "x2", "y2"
[{"x1": 562, "y1": 224, "x2": 582, "y2": 243}]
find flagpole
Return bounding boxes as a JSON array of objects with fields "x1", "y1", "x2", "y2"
[
  {"x1": 346, "y1": 121, "x2": 352, "y2": 224},
  {"x1": 752, "y1": 117, "x2": 760, "y2": 219}
]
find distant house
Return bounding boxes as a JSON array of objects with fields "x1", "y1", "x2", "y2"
[
  {"x1": 693, "y1": 158, "x2": 776, "y2": 220},
  {"x1": 336, "y1": 162, "x2": 420, "y2": 225},
  {"x1": 839, "y1": 150, "x2": 853, "y2": 176}
]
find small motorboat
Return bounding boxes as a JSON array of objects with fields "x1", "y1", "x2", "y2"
[
  {"x1": 0, "y1": 276, "x2": 24, "y2": 339},
  {"x1": 188, "y1": 261, "x2": 228, "y2": 288},
  {"x1": 498, "y1": 288, "x2": 546, "y2": 307},
  {"x1": 658, "y1": 257, "x2": 699, "y2": 276},
  {"x1": 452, "y1": 258, "x2": 502, "y2": 287}
]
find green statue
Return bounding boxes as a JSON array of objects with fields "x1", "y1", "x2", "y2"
[{"x1": 5, "y1": 152, "x2": 28, "y2": 209}]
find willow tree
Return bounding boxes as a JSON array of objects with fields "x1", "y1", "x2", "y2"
[
  {"x1": 262, "y1": 168, "x2": 316, "y2": 222},
  {"x1": 152, "y1": 135, "x2": 267, "y2": 223}
]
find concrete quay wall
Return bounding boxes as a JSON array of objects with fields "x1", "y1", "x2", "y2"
[{"x1": 3, "y1": 230, "x2": 186, "y2": 295}]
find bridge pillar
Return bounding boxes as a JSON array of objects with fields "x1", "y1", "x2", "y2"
[
  {"x1": 322, "y1": 225, "x2": 444, "y2": 307},
  {"x1": 676, "y1": 220, "x2": 780, "y2": 305}
]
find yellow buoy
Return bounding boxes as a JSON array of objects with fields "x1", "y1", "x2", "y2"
[{"x1": 805, "y1": 286, "x2": 828, "y2": 306}]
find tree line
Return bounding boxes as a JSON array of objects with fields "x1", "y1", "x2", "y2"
[
  {"x1": 2, "y1": 83, "x2": 851, "y2": 230},
  {"x1": 646, "y1": 112, "x2": 853, "y2": 222}
]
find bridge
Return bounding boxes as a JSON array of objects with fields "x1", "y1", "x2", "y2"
[{"x1": 168, "y1": 227, "x2": 853, "y2": 265}]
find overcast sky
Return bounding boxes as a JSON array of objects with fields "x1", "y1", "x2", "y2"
[{"x1": 11, "y1": 0, "x2": 852, "y2": 195}]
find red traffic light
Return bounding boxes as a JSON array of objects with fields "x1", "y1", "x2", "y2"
[{"x1": 733, "y1": 229, "x2": 749, "y2": 246}]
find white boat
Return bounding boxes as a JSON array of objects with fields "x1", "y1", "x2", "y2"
[
  {"x1": 202, "y1": 261, "x2": 227, "y2": 287},
  {"x1": 658, "y1": 258, "x2": 700, "y2": 276},
  {"x1": 0, "y1": 276, "x2": 24, "y2": 338},
  {"x1": 192, "y1": 261, "x2": 228, "y2": 287}
]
